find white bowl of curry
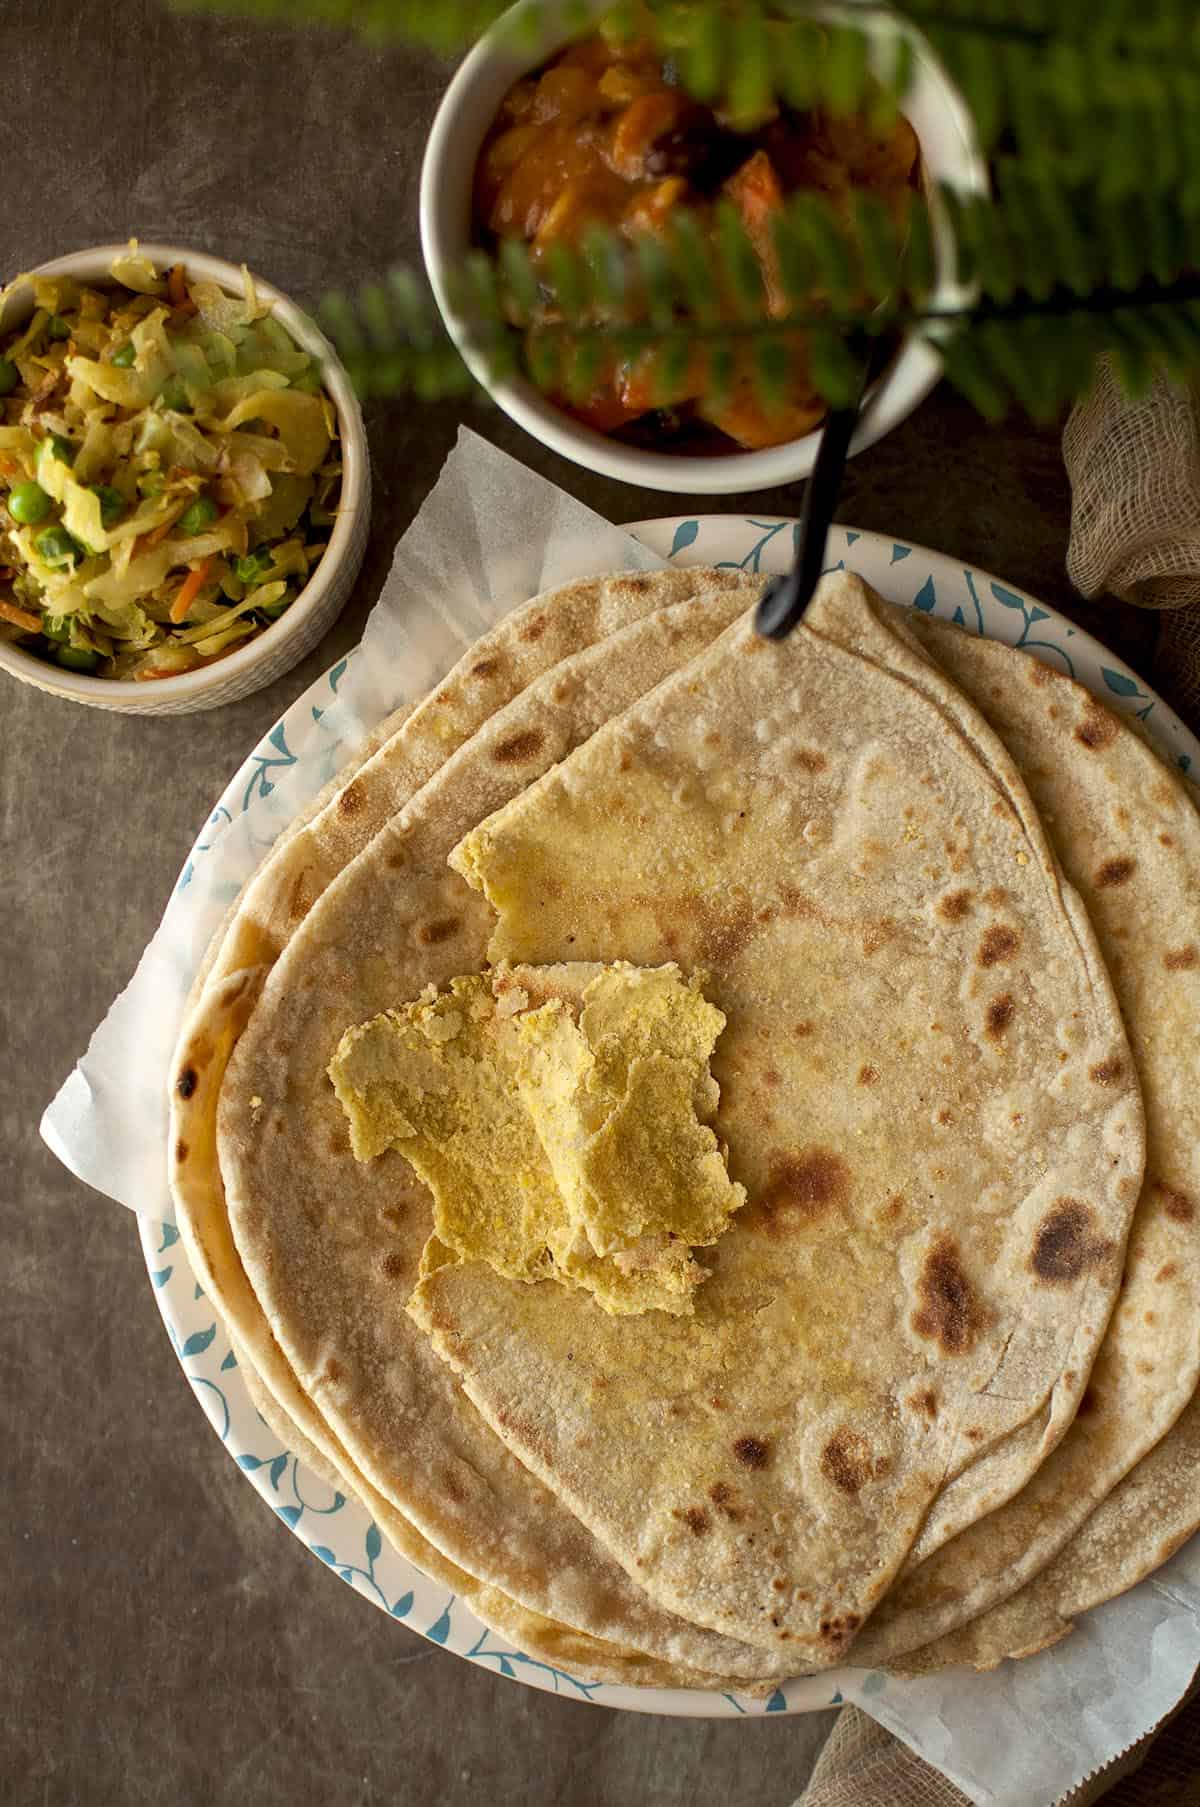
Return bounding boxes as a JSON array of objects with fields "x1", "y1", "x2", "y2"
[{"x1": 422, "y1": 2, "x2": 987, "y2": 495}]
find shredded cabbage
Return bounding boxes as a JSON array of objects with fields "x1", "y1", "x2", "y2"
[{"x1": 0, "y1": 242, "x2": 341, "y2": 679}]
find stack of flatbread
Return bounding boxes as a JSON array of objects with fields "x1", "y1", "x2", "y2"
[{"x1": 167, "y1": 566, "x2": 1200, "y2": 1691}]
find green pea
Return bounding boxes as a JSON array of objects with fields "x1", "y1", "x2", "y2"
[
  {"x1": 8, "y1": 480, "x2": 52, "y2": 525},
  {"x1": 48, "y1": 433, "x2": 76, "y2": 466},
  {"x1": 234, "y1": 548, "x2": 272, "y2": 586},
  {"x1": 46, "y1": 315, "x2": 71, "y2": 342},
  {"x1": 91, "y1": 484, "x2": 126, "y2": 527},
  {"x1": 42, "y1": 614, "x2": 72, "y2": 644},
  {"x1": 111, "y1": 340, "x2": 137, "y2": 368},
  {"x1": 35, "y1": 524, "x2": 80, "y2": 566},
  {"x1": 0, "y1": 358, "x2": 18, "y2": 396},
  {"x1": 178, "y1": 494, "x2": 219, "y2": 535},
  {"x1": 137, "y1": 470, "x2": 165, "y2": 498},
  {"x1": 55, "y1": 644, "x2": 99, "y2": 673},
  {"x1": 159, "y1": 377, "x2": 192, "y2": 413}
]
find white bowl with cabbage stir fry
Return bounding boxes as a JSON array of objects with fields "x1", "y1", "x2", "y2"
[{"x1": 0, "y1": 243, "x2": 368, "y2": 713}]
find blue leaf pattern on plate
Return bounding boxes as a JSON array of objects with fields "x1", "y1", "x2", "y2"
[
  {"x1": 890, "y1": 544, "x2": 912, "y2": 564},
  {"x1": 180, "y1": 1325, "x2": 216, "y2": 1358},
  {"x1": 365, "y1": 1522, "x2": 382, "y2": 1565},
  {"x1": 1102, "y1": 666, "x2": 1142, "y2": 699},
  {"x1": 311, "y1": 1545, "x2": 337, "y2": 1567},
  {"x1": 426, "y1": 1601, "x2": 454, "y2": 1645},
  {"x1": 150, "y1": 1266, "x2": 172, "y2": 1288},
  {"x1": 765, "y1": 1689, "x2": 787, "y2": 1712},
  {"x1": 990, "y1": 582, "x2": 1027, "y2": 611},
  {"x1": 269, "y1": 1453, "x2": 289, "y2": 1491},
  {"x1": 220, "y1": 1348, "x2": 238, "y2": 1371},
  {"x1": 390, "y1": 1592, "x2": 414, "y2": 1620},
  {"x1": 277, "y1": 1504, "x2": 302, "y2": 1529},
  {"x1": 670, "y1": 519, "x2": 699, "y2": 556},
  {"x1": 913, "y1": 575, "x2": 936, "y2": 612},
  {"x1": 157, "y1": 1223, "x2": 180, "y2": 1252}
]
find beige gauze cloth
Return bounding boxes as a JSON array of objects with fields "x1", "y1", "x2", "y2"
[
  {"x1": 797, "y1": 359, "x2": 1200, "y2": 1807},
  {"x1": 1065, "y1": 356, "x2": 1200, "y2": 724}
]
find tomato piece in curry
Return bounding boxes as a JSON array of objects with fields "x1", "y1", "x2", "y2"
[{"x1": 473, "y1": 27, "x2": 919, "y2": 453}]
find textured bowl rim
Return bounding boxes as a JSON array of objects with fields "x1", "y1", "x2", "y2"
[
  {"x1": 420, "y1": 0, "x2": 989, "y2": 495},
  {"x1": 0, "y1": 242, "x2": 367, "y2": 705}
]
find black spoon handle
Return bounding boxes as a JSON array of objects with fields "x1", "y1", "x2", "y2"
[{"x1": 754, "y1": 337, "x2": 888, "y2": 641}]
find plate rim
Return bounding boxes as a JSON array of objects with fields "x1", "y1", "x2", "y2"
[{"x1": 140, "y1": 518, "x2": 1199, "y2": 1720}]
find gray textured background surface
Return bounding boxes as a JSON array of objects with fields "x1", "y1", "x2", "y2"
[{"x1": 0, "y1": 5, "x2": 1156, "y2": 1804}]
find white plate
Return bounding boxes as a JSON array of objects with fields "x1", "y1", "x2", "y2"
[{"x1": 140, "y1": 519, "x2": 1199, "y2": 1718}]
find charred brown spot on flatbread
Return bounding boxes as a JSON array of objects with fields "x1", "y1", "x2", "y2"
[
  {"x1": 733, "y1": 1436, "x2": 771, "y2": 1471},
  {"x1": 909, "y1": 1388, "x2": 938, "y2": 1419},
  {"x1": 674, "y1": 1506, "x2": 710, "y2": 1536},
  {"x1": 1075, "y1": 703, "x2": 1119, "y2": 750},
  {"x1": 1154, "y1": 1181, "x2": 1196, "y2": 1223},
  {"x1": 820, "y1": 1427, "x2": 881, "y2": 1495},
  {"x1": 708, "y1": 1482, "x2": 744, "y2": 1521},
  {"x1": 937, "y1": 888, "x2": 974, "y2": 922},
  {"x1": 328, "y1": 1126, "x2": 349, "y2": 1157},
  {"x1": 746, "y1": 1148, "x2": 851, "y2": 1234},
  {"x1": 1030, "y1": 1200, "x2": 1116, "y2": 1285},
  {"x1": 794, "y1": 747, "x2": 827, "y2": 773},
  {"x1": 818, "y1": 1613, "x2": 861, "y2": 1650},
  {"x1": 494, "y1": 728, "x2": 546, "y2": 764},
  {"x1": 175, "y1": 1138, "x2": 188, "y2": 1164},
  {"x1": 1089, "y1": 1056, "x2": 1124, "y2": 1085},
  {"x1": 382, "y1": 1252, "x2": 406, "y2": 1280},
  {"x1": 416, "y1": 917, "x2": 461, "y2": 947},
  {"x1": 1096, "y1": 855, "x2": 1136, "y2": 888},
  {"x1": 288, "y1": 869, "x2": 317, "y2": 923},
  {"x1": 857, "y1": 1064, "x2": 879, "y2": 1086},
  {"x1": 337, "y1": 779, "x2": 366, "y2": 818},
  {"x1": 878, "y1": 1193, "x2": 907, "y2": 1227},
  {"x1": 1157, "y1": 1262, "x2": 1180, "y2": 1283},
  {"x1": 1164, "y1": 945, "x2": 1198, "y2": 971},
  {"x1": 862, "y1": 917, "x2": 896, "y2": 956},
  {"x1": 471, "y1": 656, "x2": 501, "y2": 679},
  {"x1": 1160, "y1": 832, "x2": 1176, "y2": 848},
  {"x1": 912, "y1": 1234, "x2": 989, "y2": 1355},
  {"x1": 519, "y1": 613, "x2": 547, "y2": 643},
  {"x1": 177, "y1": 1067, "x2": 197, "y2": 1100},
  {"x1": 985, "y1": 993, "x2": 1015, "y2": 1040},
  {"x1": 978, "y1": 925, "x2": 1020, "y2": 967}
]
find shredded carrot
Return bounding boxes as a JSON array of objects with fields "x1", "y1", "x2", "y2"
[
  {"x1": 167, "y1": 264, "x2": 197, "y2": 317},
  {"x1": 170, "y1": 556, "x2": 213, "y2": 624},
  {"x1": 0, "y1": 597, "x2": 45, "y2": 633}
]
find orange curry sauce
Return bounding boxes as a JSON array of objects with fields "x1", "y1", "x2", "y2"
[{"x1": 473, "y1": 29, "x2": 918, "y2": 452}]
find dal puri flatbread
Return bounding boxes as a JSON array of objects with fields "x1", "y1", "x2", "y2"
[
  {"x1": 196, "y1": 578, "x2": 802, "y2": 1683},
  {"x1": 897, "y1": 1385, "x2": 1200, "y2": 1675},
  {"x1": 837, "y1": 609, "x2": 1200, "y2": 1668},
  {"x1": 422, "y1": 572, "x2": 1143, "y2": 1668}
]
